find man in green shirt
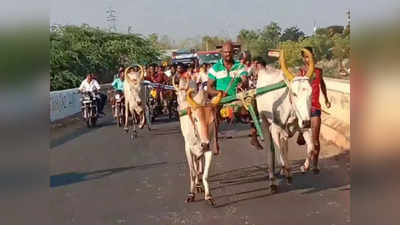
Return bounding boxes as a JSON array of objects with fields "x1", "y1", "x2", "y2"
[
  {"x1": 207, "y1": 41, "x2": 263, "y2": 150},
  {"x1": 207, "y1": 42, "x2": 248, "y2": 97}
]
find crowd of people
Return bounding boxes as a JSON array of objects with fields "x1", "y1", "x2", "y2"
[{"x1": 109, "y1": 52, "x2": 264, "y2": 93}]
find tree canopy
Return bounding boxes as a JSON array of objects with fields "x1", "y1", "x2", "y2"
[{"x1": 50, "y1": 24, "x2": 161, "y2": 91}]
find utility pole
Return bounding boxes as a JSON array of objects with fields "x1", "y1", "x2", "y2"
[
  {"x1": 313, "y1": 20, "x2": 318, "y2": 34},
  {"x1": 346, "y1": 9, "x2": 351, "y2": 33},
  {"x1": 106, "y1": 2, "x2": 117, "y2": 33}
]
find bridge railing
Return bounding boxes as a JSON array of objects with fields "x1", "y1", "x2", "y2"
[
  {"x1": 50, "y1": 83, "x2": 111, "y2": 122},
  {"x1": 319, "y1": 78, "x2": 350, "y2": 150}
]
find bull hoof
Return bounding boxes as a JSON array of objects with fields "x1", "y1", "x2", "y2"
[
  {"x1": 185, "y1": 193, "x2": 195, "y2": 203},
  {"x1": 124, "y1": 127, "x2": 129, "y2": 133},
  {"x1": 270, "y1": 184, "x2": 278, "y2": 194},
  {"x1": 312, "y1": 168, "x2": 320, "y2": 175},
  {"x1": 206, "y1": 197, "x2": 216, "y2": 207}
]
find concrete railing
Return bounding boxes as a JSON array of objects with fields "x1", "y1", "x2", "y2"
[
  {"x1": 50, "y1": 84, "x2": 111, "y2": 122},
  {"x1": 319, "y1": 78, "x2": 350, "y2": 150}
]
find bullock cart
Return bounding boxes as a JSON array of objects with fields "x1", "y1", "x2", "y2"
[{"x1": 178, "y1": 48, "x2": 315, "y2": 180}]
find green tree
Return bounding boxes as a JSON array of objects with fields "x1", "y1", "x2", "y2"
[
  {"x1": 50, "y1": 25, "x2": 161, "y2": 91},
  {"x1": 200, "y1": 36, "x2": 226, "y2": 51},
  {"x1": 280, "y1": 26, "x2": 305, "y2": 42},
  {"x1": 279, "y1": 40, "x2": 303, "y2": 68},
  {"x1": 237, "y1": 29, "x2": 259, "y2": 51}
]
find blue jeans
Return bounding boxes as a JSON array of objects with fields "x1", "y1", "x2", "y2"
[{"x1": 311, "y1": 109, "x2": 321, "y2": 117}]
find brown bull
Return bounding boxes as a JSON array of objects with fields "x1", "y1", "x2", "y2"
[{"x1": 173, "y1": 76, "x2": 222, "y2": 206}]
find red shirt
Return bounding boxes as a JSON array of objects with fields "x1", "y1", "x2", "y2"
[
  {"x1": 149, "y1": 72, "x2": 168, "y2": 84},
  {"x1": 300, "y1": 67, "x2": 322, "y2": 110}
]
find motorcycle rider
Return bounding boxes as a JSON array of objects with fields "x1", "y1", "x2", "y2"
[
  {"x1": 146, "y1": 63, "x2": 169, "y2": 111},
  {"x1": 111, "y1": 70, "x2": 125, "y2": 117},
  {"x1": 79, "y1": 73, "x2": 107, "y2": 116}
]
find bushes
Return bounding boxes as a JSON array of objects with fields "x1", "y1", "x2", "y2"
[
  {"x1": 50, "y1": 25, "x2": 161, "y2": 91},
  {"x1": 237, "y1": 23, "x2": 350, "y2": 78}
]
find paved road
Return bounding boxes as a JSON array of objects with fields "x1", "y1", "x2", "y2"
[{"x1": 50, "y1": 110, "x2": 350, "y2": 225}]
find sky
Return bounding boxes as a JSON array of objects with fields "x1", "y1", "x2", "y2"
[{"x1": 50, "y1": 0, "x2": 400, "y2": 41}]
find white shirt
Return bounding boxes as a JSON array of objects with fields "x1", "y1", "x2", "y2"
[
  {"x1": 198, "y1": 71, "x2": 208, "y2": 83},
  {"x1": 79, "y1": 78, "x2": 100, "y2": 92},
  {"x1": 164, "y1": 70, "x2": 172, "y2": 77}
]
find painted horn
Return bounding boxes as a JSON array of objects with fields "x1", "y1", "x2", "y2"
[
  {"x1": 138, "y1": 65, "x2": 144, "y2": 80},
  {"x1": 211, "y1": 91, "x2": 222, "y2": 106},
  {"x1": 279, "y1": 49, "x2": 295, "y2": 81},
  {"x1": 124, "y1": 66, "x2": 132, "y2": 77},
  {"x1": 301, "y1": 48, "x2": 315, "y2": 78},
  {"x1": 124, "y1": 66, "x2": 134, "y2": 83},
  {"x1": 186, "y1": 89, "x2": 201, "y2": 109}
]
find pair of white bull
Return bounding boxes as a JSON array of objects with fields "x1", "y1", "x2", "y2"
[{"x1": 174, "y1": 49, "x2": 317, "y2": 206}]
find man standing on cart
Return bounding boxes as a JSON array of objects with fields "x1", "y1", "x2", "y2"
[{"x1": 207, "y1": 41, "x2": 264, "y2": 152}]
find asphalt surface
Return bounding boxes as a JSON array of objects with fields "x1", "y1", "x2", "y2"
[{"x1": 50, "y1": 108, "x2": 350, "y2": 225}]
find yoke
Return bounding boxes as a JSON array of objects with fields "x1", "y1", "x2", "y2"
[{"x1": 178, "y1": 80, "x2": 287, "y2": 142}]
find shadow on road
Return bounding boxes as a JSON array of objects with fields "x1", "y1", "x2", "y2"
[
  {"x1": 50, "y1": 119, "x2": 116, "y2": 149},
  {"x1": 50, "y1": 161, "x2": 167, "y2": 188},
  {"x1": 208, "y1": 151, "x2": 350, "y2": 208}
]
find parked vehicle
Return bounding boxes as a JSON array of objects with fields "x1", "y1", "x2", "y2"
[
  {"x1": 196, "y1": 51, "x2": 221, "y2": 65},
  {"x1": 171, "y1": 48, "x2": 198, "y2": 66}
]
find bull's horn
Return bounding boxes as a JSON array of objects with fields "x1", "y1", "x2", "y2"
[
  {"x1": 138, "y1": 65, "x2": 144, "y2": 80},
  {"x1": 211, "y1": 91, "x2": 222, "y2": 106},
  {"x1": 279, "y1": 49, "x2": 295, "y2": 81},
  {"x1": 301, "y1": 48, "x2": 315, "y2": 78},
  {"x1": 124, "y1": 66, "x2": 133, "y2": 77},
  {"x1": 186, "y1": 89, "x2": 200, "y2": 109},
  {"x1": 124, "y1": 66, "x2": 134, "y2": 83},
  {"x1": 172, "y1": 75, "x2": 179, "y2": 91}
]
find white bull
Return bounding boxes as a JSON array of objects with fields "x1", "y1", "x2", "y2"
[
  {"x1": 173, "y1": 76, "x2": 221, "y2": 206},
  {"x1": 256, "y1": 49, "x2": 317, "y2": 192},
  {"x1": 124, "y1": 66, "x2": 146, "y2": 135}
]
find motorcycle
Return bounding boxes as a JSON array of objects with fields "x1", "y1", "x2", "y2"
[
  {"x1": 80, "y1": 91, "x2": 98, "y2": 128},
  {"x1": 166, "y1": 90, "x2": 179, "y2": 120},
  {"x1": 147, "y1": 87, "x2": 164, "y2": 122},
  {"x1": 113, "y1": 91, "x2": 125, "y2": 127}
]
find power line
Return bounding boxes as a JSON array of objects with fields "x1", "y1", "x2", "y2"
[
  {"x1": 346, "y1": 9, "x2": 351, "y2": 31},
  {"x1": 105, "y1": 3, "x2": 117, "y2": 32}
]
